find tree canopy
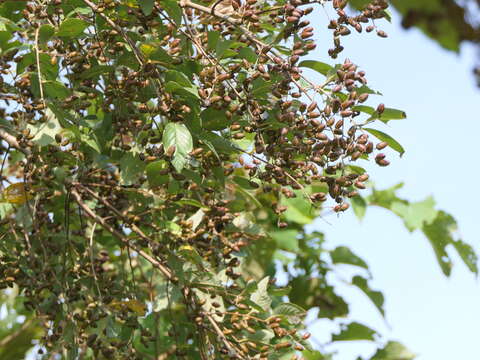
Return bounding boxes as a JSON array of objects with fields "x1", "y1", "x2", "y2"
[{"x1": 0, "y1": 0, "x2": 476, "y2": 359}]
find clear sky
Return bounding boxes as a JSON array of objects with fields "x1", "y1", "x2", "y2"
[{"x1": 304, "y1": 6, "x2": 480, "y2": 360}]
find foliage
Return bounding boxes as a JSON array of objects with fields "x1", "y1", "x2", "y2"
[{"x1": 0, "y1": 0, "x2": 476, "y2": 359}]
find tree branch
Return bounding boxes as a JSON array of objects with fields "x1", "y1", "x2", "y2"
[
  {"x1": 0, "y1": 128, "x2": 30, "y2": 156},
  {"x1": 70, "y1": 189, "x2": 174, "y2": 281}
]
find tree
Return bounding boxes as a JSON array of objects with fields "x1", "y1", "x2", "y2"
[{"x1": 0, "y1": 0, "x2": 476, "y2": 359}]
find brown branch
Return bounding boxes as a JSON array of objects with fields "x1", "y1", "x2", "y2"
[
  {"x1": 75, "y1": 183, "x2": 152, "y2": 243},
  {"x1": 70, "y1": 189, "x2": 174, "y2": 281},
  {"x1": 180, "y1": 0, "x2": 333, "y2": 103},
  {"x1": 0, "y1": 128, "x2": 30, "y2": 155},
  {"x1": 82, "y1": 0, "x2": 144, "y2": 66},
  {"x1": 206, "y1": 315, "x2": 246, "y2": 358},
  {"x1": 179, "y1": 0, "x2": 241, "y2": 24}
]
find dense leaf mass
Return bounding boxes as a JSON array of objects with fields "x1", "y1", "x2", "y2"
[{"x1": 0, "y1": 0, "x2": 475, "y2": 359}]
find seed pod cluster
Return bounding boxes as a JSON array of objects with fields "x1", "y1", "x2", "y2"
[{"x1": 0, "y1": 0, "x2": 394, "y2": 358}]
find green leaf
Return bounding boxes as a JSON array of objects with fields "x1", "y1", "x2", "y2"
[
  {"x1": 351, "y1": 195, "x2": 367, "y2": 221},
  {"x1": 57, "y1": 18, "x2": 89, "y2": 38},
  {"x1": 216, "y1": 39, "x2": 234, "y2": 59},
  {"x1": 332, "y1": 322, "x2": 377, "y2": 342},
  {"x1": 162, "y1": 122, "x2": 193, "y2": 172},
  {"x1": 390, "y1": 196, "x2": 438, "y2": 231},
  {"x1": 422, "y1": 211, "x2": 456, "y2": 276},
  {"x1": 200, "y1": 108, "x2": 228, "y2": 130},
  {"x1": 138, "y1": 0, "x2": 154, "y2": 15},
  {"x1": 364, "y1": 128, "x2": 405, "y2": 156},
  {"x1": 274, "y1": 302, "x2": 306, "y2": 324},
  {"x1": 298, "y1": 60, "x2": 334, "y2": 76},
  {"x1": 331, "y1": 246, "x2": 368, "y2": 270},
  {"x1": 162, "y1": 0, "x2": 182, "y2": 25},
  {"x1": 39, "y1": 24, "x2": 55, "y2": 43},
  {"x1": 281, "y1": 195, "x2": 315, "y2": 225},
  {"x1": 165, "y1": 70, "x2": 192, "y2": 87},
  {"x1": 451, "y1": 240, "x2": 478, "y2": 275},
  {"x1": 370, "y1": 341, "x2": 416, "y2": 360},
  {"x1": 380, "y1": 108, "x2": 407, "y2": 121},
  {"x1": 250, "y1": 276, "x2": 271, "y2": 312},
  {"x1": 145, "y1": 160, "x2": 169, "y2": 187},
  {"x1": 351, "y1": 276, "x2": 385, "y2": 317},
  {"x1": 269, "y1": 229, "x2": 299, "y2": 252},
  {"x1": 44, "y1": 80, "x2": 70, "y2": 99},
  {"x1": 119, "y1": 152, "x2": 145, "y2": 185},
  {"x1": 207, "y1": 31, "x2": 220, "y2": 51}
]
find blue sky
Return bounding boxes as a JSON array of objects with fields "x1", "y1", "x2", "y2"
[{"x1": 304, "y1": 6, "x2": 480, "y2": 360}]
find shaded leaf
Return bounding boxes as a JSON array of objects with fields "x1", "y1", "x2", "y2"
[
  {"x1": 352, "y1": 276, "x2": 385, "y2": 317},
  {"x1": 57, "y1": 18, "x2": 88, "y2": 38},
  {"x1": 332, "y1": 322, "x2": 377, "y2": 342},
  {"x1": 370, "y1": 341, "x2": 416, "y2": 360},
  {"x1": 331, "y1": 246, "x2": 368, "y2": 270}
]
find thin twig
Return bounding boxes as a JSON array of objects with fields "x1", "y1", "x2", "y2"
[
  {"x1": 34, "y1": 27, "x2": 46, "y2": 106},
  {"x1": 206, "y1": 314, "x2": 246, "y2": 358},
  {"x1": 89, "y1": 223, "x2": 103, "y2": 301},
  {"x1": 70, "y1": 189, "x2": 174, "y2": 281}
]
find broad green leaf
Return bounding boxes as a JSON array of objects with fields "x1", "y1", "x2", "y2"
[
  {"x1": 145, "y1": 160, "x2": 169, "y2": 187},
  {"x1": 422, "y1": 211, "x2": 456, "y2": 276},
  {"x1": 119, "y1": 152, "x2": 145, "y2": 185},
  {"x1": 200, "y1": 108, "x2": 228, "y2": 130},
  {"x1": 162, "y1": 122, "x2": 193, "y2": 172},
  {"x1": 207, "y1": 31, "x2": 220, "y2": 51},
  {"x1": 138, "y1": 0, "x2": 154, "y2": 15},
  {"x1": 298, "y1": 60, "x2": 334, "y2": 76},
  {"x1": 164, "y1": 70, "x2": 192, "y2": 87},
  {"x1": 57, "y1": 18, "x2": 89, "y2": 38},
  {"x1": 269, "y1": 229, "x2": 299, "y2": 252},
  {"x1": 331, "y1": 246, "x2": 368, "y2": 270},
  {"x1": 281, "y1": 195, "x2": 315, "y2": 225},
  {"x1": 332, "y1": 322, "x2": 377, "y2": 342},
  {"x1": 39, "y1": 24, "x2": 55, "y2": 43},
  {"x1": 352, "y1": 276, "x2": 385, "y2": 317},
  {"x1": 381, "y1": 108, "x2": 407, "y2": 121},
  {"x1": 364, "y1": 128, "x2": 405, "y2": 156},
  {"x1": 368, "y1": 183, "x2": 406, "y2": 209},
  {"x1": 451, "y1": 240, "x2": 478, "y2": 275},
  {"x1": 250, "y1": 276, "x2": 271, "y2": 312},
  {"x1": 370, "y1": 341, "x2": 416, "y2": 360},
  {"x1": 162, "y1": 0, "x2": 182, "y2": 25},
  {"x1": 44, "y1": 81, "x2": 70, "y2": 99},
  {"x1": 390, "y1": 196, "x2": 438, "y2": 231},
  {"x1": 273, "y1": 302, "x2": 306, "y2": 324}
]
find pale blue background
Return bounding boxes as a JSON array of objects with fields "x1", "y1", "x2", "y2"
[{"x1": 304, "y1": 6, "x2": 480, "y2": 360}]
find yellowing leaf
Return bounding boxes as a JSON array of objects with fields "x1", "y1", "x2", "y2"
[
  {"x1": 125, "y1": 299, "x2": 147, "y2": 315},
  {"x1": 108, "y1": 299, "x2": 146, "y2": 315},
  {"x1": 2, "y1": 183, "x2": 31, "y2": 205}
]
